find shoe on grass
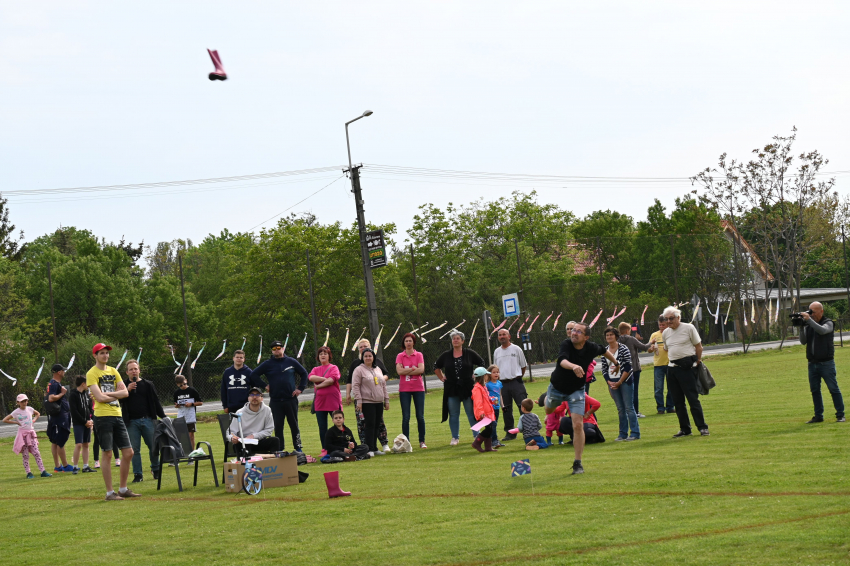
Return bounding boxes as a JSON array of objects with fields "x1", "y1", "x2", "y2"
[
  {"x1": 657, "y1": 410, "x2": 666, "y2": 414},
  {"x1": 115, "y1": 458, "x2": 121, "y2": 467},
  {"x1": 26, "y1": 472, "x2": 35, "y2": 479},
  {"x1": 625, "y1": 436, "x2": 639, "y2": 441},
  {"x1": 450, "y1": 438, "x2": 459, "y2": 446},
  {"x1": 62, "y1": 464, "x2": 75, "y2": 473},
  {"x1": 119, "y1": 488, "x2": 141, "y2": 498},
  {"x1": 672, "y1": 430, "x2": 692, "y2": 438},
  {"x1": 132, "y1": 473, "x2": 144, "y2": 483},
  {"x1": 54, "y1": 466, "x2": 64, "y2": 473},
  {"x1": 615, "y1": 436, "x2": 627, "y2": 442},
  {"x1": 419, "y1": 442, "x2": 427, "y2": 449},
  {"x1": 105, "y1": 492, "x2": 124, "y2": 501},
  {"x1": 699, "y1": 428, "x2": 710, "y2": 436},
  {"x1": 81, "y1": 466, "x2": 95, "y2": 473},
  {"x1": 571, "y1": 461, "x2": 584, "y2": 475},
  {"x1": 806, "y1": 417, "x2": 824, "y2": 424},
  {"x1": 40, "y1": 471, "x2": 52, "y2": 478},
  {"x1": 94, "y1": 461, "x2": 100, "y2": 469},
  {"x1": 837, "y1": 417, "x2": 846, "y2": 423},
  {"x1": 636, "y1": 413, "x2": 646, "y2": 418},
  {"x1": 72, "y1": 466, "x2": 80, "y2": 475},
  {"x1": 501, "y1": 433, "x2": 517, "y2": 441}
]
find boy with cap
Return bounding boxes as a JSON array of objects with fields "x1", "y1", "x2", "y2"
[
  {"x1": 46, "y1": 363, "x2": 72, "y2": 473},
  {"x1": 249, "y1": 340, "x2": 308, "y2": 452},
  {"x1": 86, "y1": 343, "x2": 140, "y2": 501},
  {"x1": 173, "y1": 374, "x2": 202, "y2": 447},
  {"x1": 228, "y1": 386, "x2": 280, "y2": 457}
]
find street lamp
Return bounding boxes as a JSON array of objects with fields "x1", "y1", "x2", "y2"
[{"x1": 345, "y1": 110, "x2": 382, "y2": 359}]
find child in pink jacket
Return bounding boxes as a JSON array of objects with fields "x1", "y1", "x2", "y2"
[
  {"x1": 3, "y1": 394, "x2": 52, "y2": 478},
  {"x1": 545, "y1": 402, "x2": 567, "y2": 446}
]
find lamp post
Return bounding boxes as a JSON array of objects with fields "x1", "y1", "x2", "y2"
[{"x1": 345, "y1": 110, "x2": 382, "y2": 360}]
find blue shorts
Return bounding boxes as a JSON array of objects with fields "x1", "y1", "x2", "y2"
[
  {"x1": 545, "y1": 384, "x2": 585, "y2": 416},
  {"x1": 73, "y1": 424, "x2": 91, "y2": 445}
]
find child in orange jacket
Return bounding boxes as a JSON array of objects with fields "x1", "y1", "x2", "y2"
[{"x1": 470, "y1": 367, "x2": 496, "y2": 452}]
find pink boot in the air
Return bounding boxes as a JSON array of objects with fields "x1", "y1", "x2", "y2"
[{"x1": 207, "y1": 49, "x2": 227, "y2": 81}]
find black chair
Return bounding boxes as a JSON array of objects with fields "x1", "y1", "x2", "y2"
[
  {"x1": 217, "y1": 414, "x2": 238, "y2": 483},
  {"x1": 157, "y1": 417, "x2": 219, "y2": 492}
]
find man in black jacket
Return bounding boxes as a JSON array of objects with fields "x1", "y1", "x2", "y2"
[
  {"x1": 121, "y1": 360, "x2": 166, "y2": 482},
  {"x1": 800, "y1": 302, "x2": 845, "y2": 423}
]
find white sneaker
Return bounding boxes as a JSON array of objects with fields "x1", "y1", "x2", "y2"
[
  {"x1": 450, "y1": 438, "x2": 459, "y2": 446},
  {"x1": 420, "y1": 442, "x2": 427, "y2": 449},
  {"x1": 382, "y1": 444, "x2": 391, "y2": 453},
  {"x1": 371, "y1": 449, "x2": 384, "y2": 456}
]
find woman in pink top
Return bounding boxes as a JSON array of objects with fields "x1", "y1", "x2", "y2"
[
  {"x1": 3, "y1": 394, "x2": 50, "y2": 478},
  {"x1": 396, "y1": 332, "x2": 427, "y2": 448},
  {"x1": 309, "y1": 346, "x2": 342, "y2": 453}
]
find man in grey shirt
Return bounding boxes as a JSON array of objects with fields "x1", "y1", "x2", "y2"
[
  {"x1": 494, "y1": 329, "x2": 527, "y2": 441},
  {"x1": 799, "y1": 302, "x2": 845, "y2": 423},
  {"x1": 661, "y1": 306, "x2": 707, "y2": 438}
]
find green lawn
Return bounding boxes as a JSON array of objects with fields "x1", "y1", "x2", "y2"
[{"x1": 2, "y1": 345, "x2": 848, "y2": 565}]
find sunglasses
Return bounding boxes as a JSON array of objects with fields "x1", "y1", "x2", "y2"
[
  {"x1": 271, "y1": 346, "x2": 282, "y2": 351},
  {"x1": 248, "y1": 392, "x2": 263, "y2": 397},
  {"x1": 663, "y1": 316, "x2": 678, "y2": 321}
]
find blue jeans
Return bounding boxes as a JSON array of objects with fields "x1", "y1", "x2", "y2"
[
  {"x1": 447, "y1": 396, "x2": 476, "y2": 439},
  {"x1": 127, "y1": 417, "x2": 158, "y2": 475},
  {"x1": 632, "y1": 369, "x2": 642, "y2": 414},
  {"x1": 608, "y1": 381, "x2": 640, "y2": 439},
  {"x1": 808, "y1": 360, "x2": 845, "y2": 419},
  {"x1": 491, "y1": 408, "x2": 500, "y2": 442},
  {"x1": 654, "y1": 366, "x2": 674, "y2": 412},
  {"x1": 399, "y1": 391, "x2": 426, "y2": 443},
  {"x1": 524, "y1": 435, "x2": 549, "y2": 448}
]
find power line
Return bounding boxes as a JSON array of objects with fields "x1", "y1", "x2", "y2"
[{"x1": 247, "y1": 175, "x2": 347, "y2": 232}]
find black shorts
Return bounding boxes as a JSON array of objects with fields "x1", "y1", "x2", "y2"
[
  {"x1": 93, "y1": 416, "x2": 131, "y2": 452},
  {"x1": 73, "y1": 424, "x2": 91, "y2": 445},
  {"x1": 47, "y1": 424, "x2": 71, "y2": 448},
  {"x1": 186, "y1": 422, "x2": 196, "y2": 433}
]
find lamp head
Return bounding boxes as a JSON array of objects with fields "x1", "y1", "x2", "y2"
[{"x1": 362, "y1": 110, "x2": 373, "y2": 117}]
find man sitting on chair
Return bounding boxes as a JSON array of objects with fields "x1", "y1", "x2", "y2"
[{"x1": 228, "y1": 387, "x2": 281, "y2": 457}]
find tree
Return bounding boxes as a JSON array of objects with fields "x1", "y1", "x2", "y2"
[{"x1": 0, "y1": 193, "x2": 25, "y2": 261}]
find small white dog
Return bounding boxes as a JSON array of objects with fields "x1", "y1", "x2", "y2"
[{"x1": 391, "y1": 434, "x2": 413, "y2": 453}]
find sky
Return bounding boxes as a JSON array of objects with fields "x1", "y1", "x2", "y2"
[{"x1": 1, "y1": 1, "x2": 848, "y2": 259}]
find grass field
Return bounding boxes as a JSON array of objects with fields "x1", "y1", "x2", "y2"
[{"x1": 2, "y1": 345, "x2": 848, "y2": 565}]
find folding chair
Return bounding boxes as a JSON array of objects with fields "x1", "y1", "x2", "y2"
[
  {"x1": 157, "y1": 417, "x2": 219, "y2": 492},
  {"x1": 217, "y1": 413, "x2": 238, "y2": 483}
]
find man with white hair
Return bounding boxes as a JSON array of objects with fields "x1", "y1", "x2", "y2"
[{"x1": 661, "y1": 306, "x2": 708, "y2": 437}]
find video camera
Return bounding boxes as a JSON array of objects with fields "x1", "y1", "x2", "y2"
[{"x1": 789, "y1": 309, "x2": 813, "y2": 327}]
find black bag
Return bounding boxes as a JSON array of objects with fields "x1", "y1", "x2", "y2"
[{"x1": 43, "y1": 397, "x2": 62, "y2": 417}]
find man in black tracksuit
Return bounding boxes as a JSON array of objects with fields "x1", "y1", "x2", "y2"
[{"x1": 249, "y1": 340, "x2": 308, "y2": 452}]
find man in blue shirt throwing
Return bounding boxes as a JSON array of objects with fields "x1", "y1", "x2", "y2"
[{"x1": 249, "y1": 340, "x2": 309, "y2": 452}]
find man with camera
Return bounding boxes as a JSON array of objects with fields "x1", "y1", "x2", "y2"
[{"x1": 798, "y1": 302, "x2": 845, "y2": 423}]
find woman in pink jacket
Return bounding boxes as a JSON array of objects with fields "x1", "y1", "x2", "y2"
[{"x1": 309, "y1": 346, "x2": 342, "y2": 455}]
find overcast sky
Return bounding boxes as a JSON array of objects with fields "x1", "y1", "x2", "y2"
[{"x1": 1, "y1": 1, "x2": 848, "y2": 257}]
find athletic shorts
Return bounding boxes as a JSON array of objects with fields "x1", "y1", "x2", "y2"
[
  {"x1": 92, "y1": 416, "x2": 131, "y2": 452},
  {"x1": 544, "y1": 384, "x2": 585, "y2": 416},
  {"x1": 73, "y1": 424, "x2": 91, "y2": 445},
  {"x1": 186, "y1": 422, "x2": 196, "y2": 433},
  {"x1": 47, "y1": 423, "x2": 71, "y2": 448}
]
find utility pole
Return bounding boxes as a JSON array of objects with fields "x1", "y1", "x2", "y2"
[
  {"x1": 597, "y1": 236, "x2": 606, "y2": 312},
  {"x1": 178, "y1": 254, "x2": 193, "y2": 385},
  {"x1": 306, "y1": 249, "x2": 319, "y2": 367},
  {"x1": 345, "y1": 110, "x2": 382, "y2": 361},
  {"x1": 668, "y1": 235, "x2": 680, "y2": 305},
  {"x1": 411, "y1": 244, "x2": 421, "y2": 328},
  {"x1": 514, "y1": 239, "x2": 524, "y2": 297},
  {"x1": 47, "y1": 262, "x2": 59, "y2": 362}
]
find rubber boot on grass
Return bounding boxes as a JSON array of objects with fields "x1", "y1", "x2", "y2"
[
  {"x1": 483, "y1": 438, "x2": 496, "y2": 452},
  {"x1": 471, "y1": 435, "x2": 485, "y2": 453},
  {"x1": 323, "y1": 471, "x2": 351, "y2": 498}
]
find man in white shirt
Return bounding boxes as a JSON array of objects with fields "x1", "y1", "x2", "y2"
[
  {"x1": 661, "y1": 306, "x2": 708, "y2": 438},
  {"x1": 494, "y1": 329, "x2": 528, "y2": 441}
]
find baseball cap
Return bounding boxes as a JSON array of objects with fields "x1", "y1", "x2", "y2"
[
  {"x1": 248, "y1": 386, "x2": 264, "y2": 395},
  {"x1": 51, "y1": 363, "x2": 66, "y2": 373},
  {"x1": 270, "y1": 340, "x2": 283, "y2": 348},
  {"x1": 16, "y1": 393, "x2": 28, "y2": 402},
  {"x1": 473, "y1": 367, "x2": 491, "y2": 378},
  {"x1": 92, "y1": 343, "x2": 112, "y2": 355}
]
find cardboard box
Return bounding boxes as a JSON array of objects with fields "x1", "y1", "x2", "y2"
[{"x1": 224, "y1": 454, "x2": 299, "y2": 493}]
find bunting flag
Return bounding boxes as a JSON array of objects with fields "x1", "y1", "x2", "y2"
[
  {"x1": 588, "y1": 309, "x2": 604, "y2": 328},
  {"x1": 282, "y1": 334, "x2": 290, "y2": 355},
  {"x1": 342, "y1": 328, "x2": 350, "y2": 354},
  {"x1": 768, "y1": 298, "x2": 773, "y2": 324},
  {"x1": 774, "y1": 297, "x2": 780, "y2": 323},
  {"x1": 323, "y1": 329, "x2": 330, "y2": 348},
  {"x1": 516, "y1": 322, "x2": 525, "y2": 339},
  {"x1": 351, "y1": 328, "x2": 367, "y2": 351},
  {"x1": 383, "y1": 323, "x2": 403, "y2": 350},
  {"x1": 690, "y1": 297, "x2": 701, "y2": 323},
  {"x1": 169, "y1": 345, "x2": 180, "y2": 366},
  {"x1": 214, "y1": 340, "x2": 228, "y2": 361},
  {"x1": 0, "y1": 367, "x2": 16, "y2": 386},
  {"x1": 551, "y1": 312, "x2": 562, "y2": 332},
  {"x1": 526, "y1": 313, "x2": 541, "y2": 332},
  {"x1": 640, "y1": 305, "x2": 649, "y2": 325},
  {"x1": 420, "y1": 321, "x2": 447, "y2": 336},
  {"x1": 540, "y1": 312, "x2": 554, "y2": 331},
  {"x1": 66, "y1": 353, "x2": 76, "y2": 371},
  {"x1": 489, "y1": 318, "x2": 508, "y2": 337},
  {"x1": 723, "y1": 300, "x2": 733, "y2": 325},
  {"x1": 115, "y1": 350, "x2": 129, "y2": 371},
  {"x1": 606, "y1": 306, "x2": 619, "y2": 324},
  {"x1": 506, "y1": 317, "x2": 520, "y2": 332},
  {"x1": 742, "y1": 301, "x2": 748, "y2": 326},
  {"x1": 176, "y1": 343, "x2": 192, "y2": 374},
  {"x1": 439, "y1": 320, "x2": 465, "y2": 340},
  {"x1": 33, "y1": 358, "x2": 45, "y2": 384},
  {"x1": 240, "y1": 336, "x2": 247, "y2": 351},
  {"x1": 580, "y1": 310, "x2": 589, "y2": 323},
  {"x1": 136, "y1": 348, "x2": 142, "y2": 366},
  {"x1": 609, "y1": 306, "x2": 628, "y2": 325},
  {"x1": 297, "y1": 333, "x2": 307, "y2": 358},
  {"x1": 490, "y1": 317, "x2": 497, "y2": 329},
  {"x1": 704, "y1": 298, "x2": 719, "y2": 325},
  {"x1": 373, "y1": 325, "x2": 386, "y2": 351},
  {"x1": 190, "y1": 342, "x2": 207, "y2": 369},
  {"x1": 411, "y1": 322, "x2": 429, "y2": 336},
  {"x1": 751, "y1": 300, "x2": 756, "y2": 324},
  {"x1": 256, "y1": 335, "x2": 263, "y2": 365},
  {"x1": 468, "y1": 319, "x2": 480, "y2": 346}
]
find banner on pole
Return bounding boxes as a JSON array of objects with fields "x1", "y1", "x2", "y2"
[{"x1": 366, "y1": 230, "x2": 387, "y2": 269}]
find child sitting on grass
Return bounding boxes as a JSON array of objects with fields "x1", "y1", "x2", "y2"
[
  {"x1": 3, "y1": 394, "x2": 52, "y2": 478},
  {"x1": 486, "y1": 365, "x2": 505, "y2": 448},
  {"x1": 471, "y1": 367, "x2": 496, "y2": 452},
  {"x1": 519, "y1": 398, "x2": 548, "y2": 450},
  {"x1": 323, "y1": 410, "x2": 371, "y2": 462},
  {"x1": 561, "y1": 394, "x2": 605, "y2": 445},
  {"x1": 536, "y1": 391, "x2": 566, "y2": 446}
]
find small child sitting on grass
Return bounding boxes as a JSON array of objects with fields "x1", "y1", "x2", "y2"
[
  {"x1": 323, "y1": 410, "x2": 371, "y2": 462},
  {"x1": 519, "y1": 398, "x2": 548, "y2": 450}
]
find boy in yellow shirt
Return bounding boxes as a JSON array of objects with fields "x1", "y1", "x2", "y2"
[{"x1": 649, "y1": 316, "x2": 675, "y2": 414}]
